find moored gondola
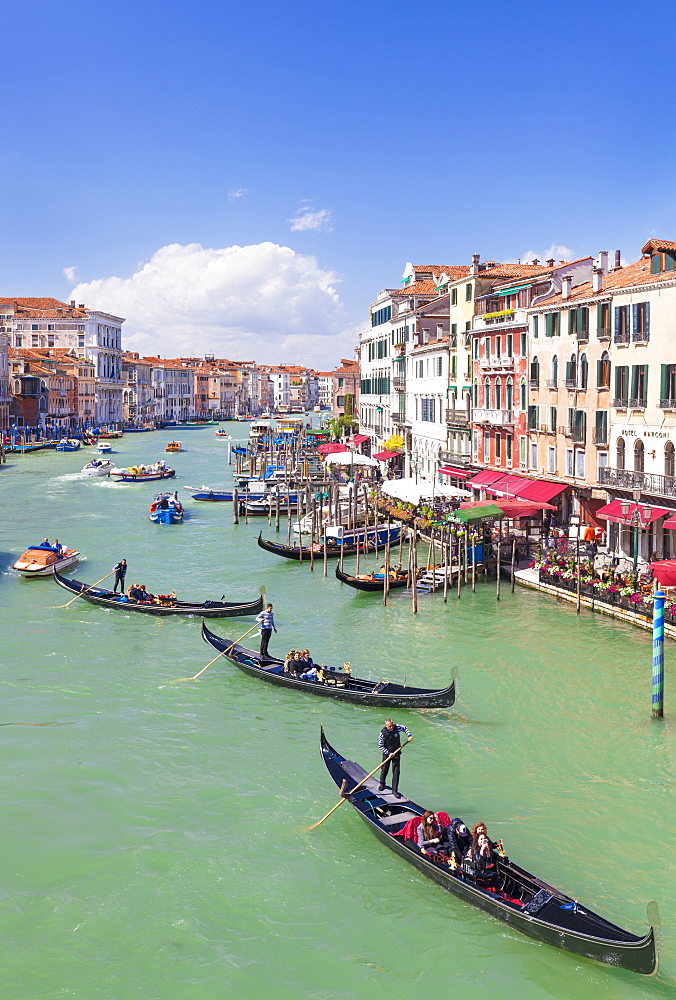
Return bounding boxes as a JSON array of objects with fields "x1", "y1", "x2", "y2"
[
  {"x1": 54, "y1": 571, "x2": 264, "y2": 617},
  {"x1": 257, "y1": 532, "x2": 361, "y2": 561},
  {"x1": 335, "y1": 564, "x2": 411, "y2": 592},
  {"x1": 318, "y1": 729, "x2": 659, "y2": 976},
  {"x1": 202, "y1": 622, "x2": 456, "y2": 707}
]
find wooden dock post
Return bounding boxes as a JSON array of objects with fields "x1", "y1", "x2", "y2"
[
  {"x1": 496, "y1": 539, "x2": 501, "y2": 600},
  {"x1": 511, "y1": 537, "x2": 516, "y2": 593},
  {"x1": 233, "y1": 488, "x2": 239, "y2": 524},
  {"x1": 443, "y1": 527, "x2": 449, "y2": 603},
  {"x1": 411, "y1": 526, "x2": 418, "y2": 614},
  {"x1": 383, "y1": 520, "x2": 391, "y2": 606}
]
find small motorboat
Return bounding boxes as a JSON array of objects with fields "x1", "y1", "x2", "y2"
[
  {"x1": 98, "y1": 429, "x2": 123, "y2": 439},
  {"x1": 150, "y1": 492, "x2": 184, "y2": 523},
  {"x1": 97, "y1": 441, "x2": 112, "y2": 453},
  {"x1": 82, "y1": 458, "x2": 114, "y2": 477},
  {"x1": 214, "y1": 429, "x2": 230, "y2": 438},
  {"x1": 166, "y1": 440, "x2": 182, "y2": 452},
  {"x1": 110, "y1": 463, "x2": 176, "y2": 483},
  {"x1": 56, "y1": 438, "x2": 81, "y2": 451},
  {"x1": 13, "y1": 543, "x2": 80, "y2": 578}
]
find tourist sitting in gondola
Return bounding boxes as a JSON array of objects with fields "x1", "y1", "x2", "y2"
[
  {"x1": 127, "y1": 582, "x2": 144, "y2": 601},
  {"x1": 465, "y1": 832, "x2": 500, "y2": 891},
  {"x1": 137, "y1": 585, "x2": 155, "y2": 603},
  {"x1": 442, "y1": 818, "x2": 471, "y2": 864},
  {"x1": 416, "y1": 811, "x2": 444, "y2": 854},
  {"x1": 283, "y1": 650, "x2": 302, "y2": 674}
]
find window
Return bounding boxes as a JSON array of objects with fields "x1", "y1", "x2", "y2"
[
  {"x1": 473, "y1": 381, "x2": 478, "y2": 406},
  {"x1": 573, "y1": 410, "x2": 586, "y2": 443},
  {"x1": 666, "y1": 442, "x2": 675, "y2": 479},
  {"x1": 506, "y1": 334, "x2": 513, "y2": 357},
  {"x1": 78, "y1": 334, "x2": 85, "y2": 348},
  {"x1": 530, "y1": 357, "x2": 539, "y2": 386},
  {"x1": 31, "y1": 324, "x2": 38, "y2": 331},
  {"x1": 630, "y1": 365, "x2": 648, "y2": 406},
  {"x1": 520, "y1": 379, "x2": 526, "y2": 410},
  {"x1": 416, "y1": 359, "x2": 423, "y2": 378},
  {"x1": 575, "y1": 450, "x2": 586, "y2": 478},
  {"x1": 77, "y1": 324, "x2": 84, "y2": 332},
  {"x1": 633, "y1": 302, "x2": 650, "y2": 341},
  {"x1": 451, "y1": 355, "x2": 457, "y2": 377},
  {"x1": 614, "y1": 305, "x2": 630, "y2": 343},
  {"x1": 527, "y1": 404, "x2": 539, "y2": 430},
  {"x1": 435, "y1": 357, "x2": 443, "y2": 377},
  {"x1": 31, "y1": 334, "x2": 38, "y2": 347},
  {"x1": 634, "y1": 439, "x2": 645, "y2": 472},
  {"x1": 465, "y1": 283, "x2": 472, "y2": 302},
  {"x1": 465, "y1": 321, "x2": 471, "y2": 333},
  {"x1": 520, "y1": 332, "x2": 527, "y2": 355},
  {"x1": 551, "y1": 355, "x2": 558, "y2": 386},
  {"x1": 616, "y1": 437, "x2": 625, "y2": 470},
  {"x1": 495, "y1": 378, "x2": 502, "y2": 409},
  {"x1": 565, "y1": 355, "x2": 577, "y2": 387},
  {"x1": 371, "y1": 305, "x2": 391, "y2": 327},
  {"x1": 47, "y1": 324, "x2": 54, "y2": 331},
  {"x1": 473, "y1": 429, "x2": 479, "y2": 457},
  {"x1": 565, "y1": 449, "x2": 574, "y2": 475},
  {"x1": 520, "y1": 437, "x2": 527, "y2": 466},
  {"x1": 598, "y1": 451, "x2": 608, "y2": 477},
  {"x1": 495, "y1": 433, "x2": 502, "y2": 462},
  {"x1": 614, "y1": 366, "x2": 629, "y2": 405},
  {"x1": 597, "y1": 351, "x2": 611, "y2": 388},
  {"x1": 506, "y1": 379, "x2": 513, "y2": 410},
  {"x1": 594, "y1": 410, "x2": 608, "y2": 445},
  {"x1": 14, "y1": 334, "x2": 22, "y2": 348},
  {"x1": 506, "y1": 435, "x2": 512, "y2": 465},
  {"x1": 451, "y1": 288, "x2": 457, "y2": 306},
  {"x1": 597, "y1": 301, "x2": 610, "y2": 337},
  {"x1": 579, "y1": 354, "x2": 588, "y2": 389},
  {"x1": 421, "y1": 398, "x2": 436, "y2": 422},
  {"x1": 545, "y1": 312, "x2": 560, "y2": 337},
  {"x1": 532, "y1": 317, "x2": 538, "y2": 340},
  {"x1": 569, "y1": 307, "x2": 589, "y2": 339},
  {"x1": 530, "y1": 442, "x2": 538, "y2": 468},
  {"x1": 550, "y1": 406, "x2": 557, "y2": 433}
]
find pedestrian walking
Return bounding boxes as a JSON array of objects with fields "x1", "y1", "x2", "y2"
[
  {"x1": 113, "y1": 558, "x2": 127, "y2": 593},
  {"x1": 256, "y1": 603, "x2": 277, "y2": 658},
  {"x1": 378, "y1": 718, "x2": 412, "y2": 799}
]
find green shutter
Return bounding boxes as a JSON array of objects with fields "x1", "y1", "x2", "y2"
[
  {"x1": 533, "y1": 316, "x2": 539, "y2": 338},
  {"x1": 662, "y1": 364, "x2": 670, "y2": 401},
  {"x1": 631, "y1": 365, "x2": 638, "y2": 399},
  {"x1": 652, "y1": 253, "x2": 661, "y2": 274},
  {"x1": 597, "y1": 302, "x2": 604, "y2": 332},
  {"x1": 545, "y1": 314, "x2": 552, "y2": 337}
]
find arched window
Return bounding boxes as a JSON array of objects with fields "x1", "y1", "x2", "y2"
[
  {"x1": 665, "y1": 442, "x2": 675, "y2": 479},
  {"x1": 580, "y1": 354, "x2": 588, "y2": 389},
  {"x1": 566, "y1": 354, "x2": 577, "y2": 386},
  {"x1": 495, "y1": 378, "x2": 502, "y2": 410},
  {"x1": 597, "y1": 350, "x2": 610, "y2": 388},
  {"x1": 634, "y1": 439, "x2": 645, "y2": 473},
  {"x1": 13, "y1": 378, "x2": 20, "y2": 394},
  {"x1": 530, "y1": 357, "x2": 539, "y2": 385},
  {"x1": 520, "y1": 378, "x2": 526, "y2": 410},
  {"x1": 617, "y1": 436, "x2": 625, "y2": 470},
  {"x1": 484, "y1": 377, "x2": 490, "y2": 408},
  {"x1": 551, "y1": 355, "x2": 558, "y2": 386},
  {"x1": 506, "y1": 377, "x2": 513, "y2": 410}
]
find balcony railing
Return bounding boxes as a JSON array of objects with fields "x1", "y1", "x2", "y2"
[
  {"x1": 659, "y1": 398, "x2": 676, "y2": 409},
  {"x1": 599, "y1": 466, "x2": 676, "y2": 499},
  {"x1": 565, "y1": 378, "x2": 577, "y2": 389},
  {"x1": 576, "y1": 330, "x2": 589, "y2": 341},
  {"x1": 480, "y1": 356, "x2": 515, "y2": 370},
  {"x1": 529, "y1": 378, "x2": 539, "y2": 389},
  {"x1": 629, "y1": 398, "x2": 647, "y2": 409},
  {"x1": 439, "y1": 450, "x2": 471, "y2": 467},
  {"x1": 393, "y1": 342, "x2": 406, "y2": 356},
  {"x1": 547, "y1": 379, "x2": 558, "y2": 389},
  {"x1": 613, "y1": 397, "x2": 628, "y2": 408},
  {"x1": 392, "y1": 376, "x2": 405, "y2": 392},
  {"x1": 475, "y1": 308, "x2": 527, "y2": 329},
  {"x1": 446, "y1": 409, "x2": 469, "y2": 427},
  {"x1": 391, "y1": 413, "x2": 409, "y2": 426},
  {"x1": 597, "y1": 328, "x2": 611, "y2": 340},
  {"x1": 472, "y1": 407, "x2": 514, "y2": 426},
  {"x1": 592, "y1": 427, "x2": 608, "y2": 445},
  {"x1": 558, "y1": 425, "x2": 573, "y2": 438}
]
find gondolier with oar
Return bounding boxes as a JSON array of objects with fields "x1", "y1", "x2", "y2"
[
  {"x1": 378, "y1": 718, "x2": 412, "y2": 799},
  {"x1": 256, "y1": 603, "x2": 277, "y2": 659},
  {"x1": 113, "y1": 558, "x2": 127, "y2": 593}
]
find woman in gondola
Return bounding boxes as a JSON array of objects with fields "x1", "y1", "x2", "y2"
[
  {"x1": 416, "y1": 811, "x2": 443, "y2": 854},
  {"x1": 466, "y1": 830, "x2": 499, "y2": 891}
]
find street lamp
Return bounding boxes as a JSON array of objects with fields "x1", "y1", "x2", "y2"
[{"x1": 620, "y1": 491, "x2": 652, "y2": 576}]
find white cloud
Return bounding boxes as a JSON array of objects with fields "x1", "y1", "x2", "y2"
[
  {"x1": 289, "y1": 207, "x2": 334, "y2": 233},
  {"x1": 228, "y1": 188, "x2": 248, "y2": 202},
  {"x1": 62, "y1": 265, "x2": 78, "y2": 283},
  {"x1": 70, "y1": 241, "x2": 353, "y2": 368},
  {"x1": 521, "y1": 244, "x2": 573, "y2": 264}
]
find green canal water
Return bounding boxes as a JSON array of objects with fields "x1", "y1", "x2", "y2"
[{"x1": 1, "y1": 426, "x2": 674, "y2": 1000}]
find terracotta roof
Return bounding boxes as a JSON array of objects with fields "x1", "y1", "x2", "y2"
[
  {"x1": 0, "y1": 297, "x2": 88, "y2": 318},
  {"x1": 534, "y1": 256, "x2": 676, "y2": 307},
  {"x1": 641, "y1": 238, "x2": 676, "y2": 254},
  {"x1": 392, "y1": 280, "x2": 445, "y2": 297}
]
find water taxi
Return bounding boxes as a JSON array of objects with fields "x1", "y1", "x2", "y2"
[
  {"x1": 150, "y1": 492, "x2": 184, "y2": 523},
  {"x1": 56, "y1": 438, "x2": 81, "y2": 451},
  {"x1": 166, "y1": 441, "x2": 182, "y2": 452},
  {"x1": 13, "y1": 543, "x2": 80, "y2": 578},
  {"x1": 110, "y1": 462, "x2": 176, "y2": 483},
  {"x1": 97, "y1": 441, "x2": 112, "y2": 453},
  {"x1": 82, "y1": 458, "x2": 114, "y2": 477}
]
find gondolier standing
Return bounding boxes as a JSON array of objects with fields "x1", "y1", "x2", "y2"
[
  {"x1": 113, "y1": 558, "x2": 127, "y2": 593},
  {"x1": 256, "y1": 603, "x2": 277, "y2": 658},
  {"x1": 378, "y1": 718, "x2": 412, "y2": 799}
]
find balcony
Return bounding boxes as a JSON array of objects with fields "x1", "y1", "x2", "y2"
[
  {"x1": 446, "y1": 408, "x2": 469, "y2": 428},
  {"x1": 613, "y1": 397, "x2": 628, "y2": 408},
  {"x1": 529, "y1": 378, "x2": 539, "y2": 389},
  {"x1": 628, "y1": 398, "x2": 647, "y2": 410},
  {"x1": 391, "y1": 413, "x2": 410, "y2": 427},
  {"x1": 393, "y1": 342, "x2": 406, "y2": 356},
  {"x1": 392, "y1": 376, "x2": 405, "y2": 392},
  {"x1": 576, "y1": 330, "x2": 589, "y2": 342},
  {"x1": 475, "y1": 308, "x2": 527, "y2": 329},
  {"x1": 558, "y1": 425, "x2": 573, "y2": 438},
  {"x1": 659, "y1": 398, "x2": 676, "y2": 409},
  {"x1": 599, "y1": 466, "x2": 676, "y2": 499},
  {"x1": 472, "y1": 407, "x2": 514, "y2": 426},
  {"x1": 439, "y1": 450, "x2": 471, "y2": 467},
  {"x1": 546, "y1": 379, "x2": 558, "y2": 389},
  {"x1": 480, "y1": 355, "x2": 515, "y2": 371},
  {"x1": 597, "y1": 327, "x2": 611, "y2": 341},
  {"x1": 565, "y1": 378, "x2": 577, "y2": 389}
]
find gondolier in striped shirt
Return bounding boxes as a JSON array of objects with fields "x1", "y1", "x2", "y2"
[
  {"x1": 378, "y1": 718, "x2": 412, "y2": 799},
  {"x1": 256, "y1": 603, "x2": 277, "y2": 658},
  {"x1": 113, "y1": 559, "x2": 127, "y2": 593}
]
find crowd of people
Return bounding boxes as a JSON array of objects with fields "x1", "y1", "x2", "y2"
[{"x1": 413, "y1": 815, "x2": 500, "y2": 886}]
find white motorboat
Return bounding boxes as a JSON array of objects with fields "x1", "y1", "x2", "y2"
[
  {"x1": 82, "y1": 459, "x2": 114, "y2": 477},
  {"x1": 97, "y1": 441, "x2": 112, "y2": 453}
]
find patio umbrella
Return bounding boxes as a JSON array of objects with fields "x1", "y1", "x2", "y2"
[{"x1": 446, "y1": 504, "x2": 505, "y2": 524}]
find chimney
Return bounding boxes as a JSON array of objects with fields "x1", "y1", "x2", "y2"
[
  {"x1": 598, "y1": 250, "x2": 608, "y2": 273},
  {"x1": 546, "y1": 258, "x2": 554, "y2": 267},
  {"x1": 531, "y1": 257, "x2": 540, "y2": 266},
  {"x1": 78, "y1": 304, "x2": 84, "y2": 309},
  {"x1": 470, "y1": 253, "x2": 480, "y2": 275},
  {"x1": 614, "y1": 250, "x2": 622, "y2": 270},
  {"x1": 592, "y1": 268, "x2": 603, "y2": 293},
  {"x1": 561, "y1": 275, "x2": 573, "y2": 300},
  {"x1": 70, "y1": 300, "x2": 75, "y2": 307}
]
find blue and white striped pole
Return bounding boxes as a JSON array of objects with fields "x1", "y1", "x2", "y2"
[{"x1": 652, "y1": 590, "x2": 665, "y2": 718}]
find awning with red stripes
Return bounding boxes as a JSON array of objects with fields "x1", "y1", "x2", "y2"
[{"x1": 438, "y1": 466, "x2": 470, "y2": 478}]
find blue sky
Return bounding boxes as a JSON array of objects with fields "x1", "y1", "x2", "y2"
[{"x1": 2, "y1": 0, "x2": 675, "y2": 365}]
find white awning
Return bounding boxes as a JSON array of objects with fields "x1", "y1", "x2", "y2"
[
  {"x1": 381, "y1": 477, "x2": 470, "y2": 503},
  {"x1": 324, "y1": 451, "x2": 378, "y2": 466}
]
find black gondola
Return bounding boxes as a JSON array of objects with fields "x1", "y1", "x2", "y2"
[
  {"x1": 201, "y1": 622, "x2": 457, "y2": 707},
  {"x1": 54, "y1": 571, "x2": 265, "y2": 618},
  {"x1": 318, "y1": 729, "x2": 659, "y2": 976},
  {"x1": 257, "y1": 532, "x2": 361, "y2": 561},
  {"x1": 335, "y1": 564, "x2": 410, "y2": 592}
]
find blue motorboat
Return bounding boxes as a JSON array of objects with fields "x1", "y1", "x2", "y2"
[{"x1": 150, "y1": 492, "x2": 184, "y2": 524}]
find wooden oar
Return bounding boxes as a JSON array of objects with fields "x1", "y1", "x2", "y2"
[
  {"x1": 174, "y1": 622, "x2": 261, "y2": 682},
  {"x1": 55, "y1": 571, "x2": 116, "y2": 608},
  {"x1": 306, "y1": 745, "x2": 406, "y2": 831}
]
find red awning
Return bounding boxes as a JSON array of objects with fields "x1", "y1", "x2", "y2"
[
  {"x1": 438, "y1": 466, "x2": 470, "y2": 478},
  {"x1": 466, "y1": 470, "x2": 507, "y2": 487},
  {"x1": 650, "y1": 560, "x2": 676, "y2": 586},
  {"x1": 351, "y1": 434, "x2": 369, "y2": 445},
  {"x1": 484, "y1": 475, "x2": 528, "y2": 496},
  {"x1": 595, "y1": 500, "x2": 674, "y2": 525},
  {"x1": 373, "y1": 450, "x2": 399, "y2": 460},
  {"x1": 317, "y1": 443, "x2": 346, "y2": 455},
  {"x1": 663, "y1": 515, "x2": 676, "y2": 530},
  {"x1": 514, "y1": 479, "x2": 568, "y2": 502}
]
